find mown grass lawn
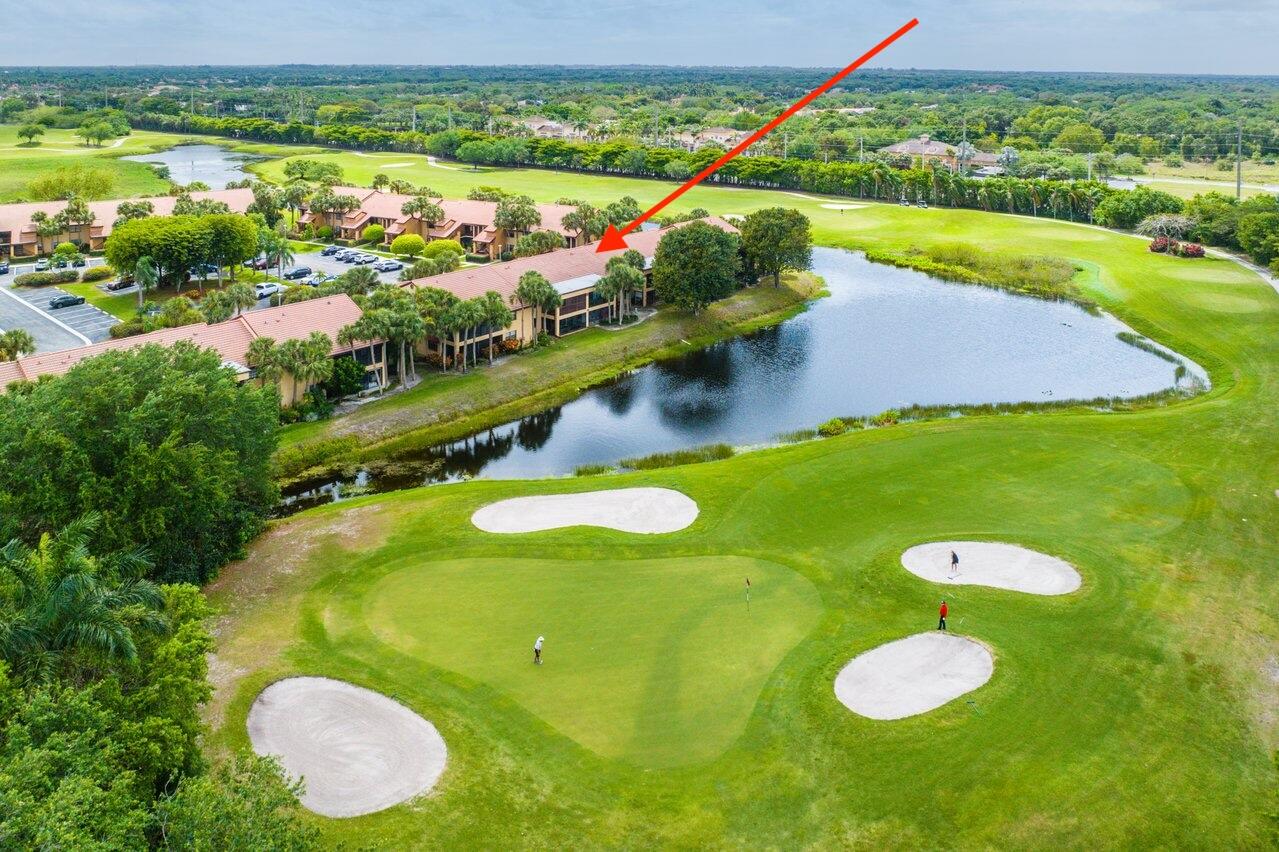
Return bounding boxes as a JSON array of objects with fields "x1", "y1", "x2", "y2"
[{"x1": 207, "y1": 170, "x2": 1279, "y2": 848}]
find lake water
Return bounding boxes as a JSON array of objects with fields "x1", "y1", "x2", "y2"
[
  {"x1": 280, "y1": 248, "x2": 1203, "y2": 513},
  {"x1": 122, "y1": 144, "x2": 258, "y2": 188}
]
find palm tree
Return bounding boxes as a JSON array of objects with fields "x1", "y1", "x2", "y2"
[
  {"x1": 245, "y1": 337, "x2": 283, "y2": 388},
  {"x1": 277, "y1": 332, "x2": 334, "y2": 405},
  {"x1": 479, "y1": 290, "x2": 514, "y2": 363},
  {"x1": 401, "y1": 194, "x2": 444, "y2": 235},
  {"x1": 134, "y1": 255, "x2": 159, "y2": 312},
  {"x1": 560, "y1": 203, "x2": 605, "y2": 243},
  {"x1": 371, "y1": 173, "x2": 390, "y2": 191},
  {"x1": 512, "y1": 270, "x2": 559, "y2": 339},
  {"x1": 0, "y1": 514, "x2": 165, "y2": 685},
  {"x1": 0, "y1": 329, "x2": 36, "y2": 362},
  {"x1": 226, "y1": 282, "x2": 258, "y2": 316},
  {"x1": 200, "y1": 290, "x2": 235, "y2": 324},
  {"x1": 264, "y1": 233, "x2": 294, "y2": 281}
]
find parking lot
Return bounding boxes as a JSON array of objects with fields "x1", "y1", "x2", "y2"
[
  {"x1": 291, "y1": 250, "x2": 407, "y2": 285},
  {"x1": 4, "y1": 283, "x2": 119, "y2": 345}
]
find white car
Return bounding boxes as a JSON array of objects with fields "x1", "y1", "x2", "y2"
[{"x1": 254, "y1": 282, "x2": 283, "y2": 299}]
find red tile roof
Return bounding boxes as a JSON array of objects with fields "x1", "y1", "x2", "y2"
[
  {"x1": 0, "y1": 295, "x2": 366, "y2": 388},
  {"x1": 402, "y1": 217, "x2": 739, "y2": 305},
  {"x1": 306, "y1": 189, "x2": 578, "y2": 239},
  {"x1": 0, "y1": 189, "x2": 254, "y2": 247}
]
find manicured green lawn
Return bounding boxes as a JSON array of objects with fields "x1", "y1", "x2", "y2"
[
  {"x1": 366, "y1": 554, "x2": 821, "y2": 768},
  {"x1": 0, "y1": 155, "x2": 169, "y2": 202},
  {"x1": 207, "y1": 172, "x2": 1279, "y2": 848}
]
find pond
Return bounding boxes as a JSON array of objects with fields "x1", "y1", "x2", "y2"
[
  {"x1": 279, "y1": 247, "x2": 1204, "y2": 514},
  {"x1": 122, "y1": 143, "x2": 259, "y2": 188}
]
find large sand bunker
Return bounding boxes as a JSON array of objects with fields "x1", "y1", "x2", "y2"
[
  {"x1": 247, "y1": 677, "x2": 447, "y2": 818},
  {"x1": 901, "y1": 541, "x2": 1082, "y2": 595},
  {"x1": 471, "y1": 487, "x2": 698, "y2": 534},
  {"x1": 834, "y1": 632, "x2": 994, "y2": 720}
]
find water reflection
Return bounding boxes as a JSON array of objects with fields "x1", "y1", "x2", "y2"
[
  {"x1": 278, "y1": 248, "x2": 1203, "y2": 515},
  {"x1": 122, "y1": 144, "x2": 260, "y2": 189}
]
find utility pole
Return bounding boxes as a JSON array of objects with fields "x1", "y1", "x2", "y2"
[
  {"x1": 411, "y1": 104, "x2": 417, "y2": 133},
  {"x1": 858, "y1": 136, "x2": 864, "y2": 163},
  {"x1": 1236, "y1": 119, "x2": 1243, "y2": 200}
]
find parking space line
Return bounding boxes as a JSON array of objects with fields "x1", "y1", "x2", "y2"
[{"x1": 0, "y1": 286, "x2": 91, "y2": 345}]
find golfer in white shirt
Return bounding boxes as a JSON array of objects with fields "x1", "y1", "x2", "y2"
[{"x1": 534, "y1": 635, "x2": 544, "y2": 665}]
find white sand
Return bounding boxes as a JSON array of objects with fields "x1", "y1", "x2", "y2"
[
  {"x1": 247, "y1": 677, "x2": 447, "y2": 818},
  {"x1": 381, "y1": 162, "x2": 416, "y2": 169},
  {"x1": 901, "y1": 541, "x2": 1081, "y2": 595},
  {"x1": 471, "y1": 487, "x2": 698, "y2": 534},
  {"x1": 820, "y1": 202, "x2": 865, "y2": 210},
  {"x1": 834, "y1": 632, "x2": 994, "y2": 720}
]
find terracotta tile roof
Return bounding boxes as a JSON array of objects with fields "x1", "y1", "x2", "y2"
[
  {"x1": 402, "y1": 217, "x2": 739, "y2": 305},
  {"x1": 0, "y1": 188, "x2": 254, "y2": 248},
  {"x1": 0, "y1": 295, "x2": 367, "y2": 389},
  {"x1": 302, "y1": 190, "x2": 579, "y2": 239}
]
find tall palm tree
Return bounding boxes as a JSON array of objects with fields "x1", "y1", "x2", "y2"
[
  {"x1": 0, "y1": 329, "x2": 36, "y2": 362},
  {"x1": 479, "y1": 291, "x2": 514, "y2": 363},
  {"x1": 264, "y1": 234, "x2": 294, "y2": 281},
  {"x1": 134, "y1": 255, "x2": 159, "y2": 312},
  {"x1": 227, "y1": 282, "x2": 258, "y2": 317},
  {"x1": 245, "y1": 337, "x2": 282, "y2": 388},
  {"x1": 0, "y1": 514, "x2": 165, "y2": 685}
]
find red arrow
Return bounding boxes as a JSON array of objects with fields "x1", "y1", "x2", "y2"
[{"x1": 597, "y1": 18, "x2": 920, "y2": 252}]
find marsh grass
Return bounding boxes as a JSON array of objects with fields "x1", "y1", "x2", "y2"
[
  {"x1": 866, "y1": 242, "x2": 1092, "y2": 307},
  {"x1": 620, "y1": 443, "x2": 735, "y2": 470}
]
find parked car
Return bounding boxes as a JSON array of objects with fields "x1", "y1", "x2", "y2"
[
  {"x1": 106, "y1": 277, "x2": 134, "y2": 291},
  {"x1": 189, "y1": 263, "x2": 219, "y2": 277},
  {"x1": 355, "y1": 253, "x2": 378, "y2": 265},
  {"x1": 916, "y1": 200, "x2": 929, "y2": 208},
  {"x1": 52, "y1": 258, "x2": 69, "y2": 269},
  {"x1": 0, "y1": 260, "x2": 10, "y2": 275},
  {"x1": 254, "y1": 281, "x2": 283, "y2": 298},
  {"x1": 49, "y1": 294, "x2": 86, "y2": 309},
  {"x1": 304, "y1": 273, "x2": 332, "y2": 287},
  {"x1": 374, "y1": 260, "x2": 403, "y2": 272},
  {"x1": 243, "y1": 256, "x2": 270, "y2": 270},
  {"x1": 34, "y1": 259, "x2": 50, "y2": 271},
  {"x1": 332, "y1": 249, "x2": 352, "y2": 261},
  {"x1": 340, "y1": 252, "x2": 361, "y2": 264},
  {"x1": 320, "y1": 245, "x2": 341, "y2": 257},
  {"x1": 72, "y1": 256, "x2": 87, "y2": 268},
  {"x1": 281, "y1": 266, "x2": 313, "y2": 280},
  {"x1": 898, "y1": 198, "x2": 911, "y2": 206}
]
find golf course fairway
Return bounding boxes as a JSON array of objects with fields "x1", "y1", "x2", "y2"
[{"x1": 206, "y1": 185, "x2": 1279, "y2": 848}]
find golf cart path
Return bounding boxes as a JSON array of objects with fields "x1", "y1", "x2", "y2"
[
  {"x1": 472, "y1": 487, "x2": 698, "y2": 534},
  {"x1": 247, "y1": 676, "x2": 447, "y2": 818}
]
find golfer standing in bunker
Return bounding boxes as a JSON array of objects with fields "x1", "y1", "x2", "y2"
[
  {"x1": 949, "y1": 549, "x2": 960, "y2": 578},
  {"x1": 534, "y1": 635, "x2": 544, "y2": 665}
]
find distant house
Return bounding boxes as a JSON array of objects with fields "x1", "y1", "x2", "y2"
[
  {"x1": 878, "y1": 134, "x2": 999, "y2": 171},
  {"x1": 0, "y1": 189, "x2": 255, "y2": 259},
  {"x1": 400, "y1": 217, "x2": 739, "y2": 364},
  {"x1": 298, "y1": 188, "x2": 581, "y2": 259},
  {"x1": 516, "y1": 116, "x2": 586, "y2": 140},
  {"x1": 672, "y1": 127, "x2": 750, "y2": 151},
  {"x1": 0, "y1": 295, "x2": 386, "y2": 400}
]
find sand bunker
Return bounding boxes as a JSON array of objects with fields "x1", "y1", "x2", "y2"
[
  {"x1": 835, "y1": 632, "x2": 994, "y2": 720},
  {"x1": 820, "y1": 202, "x2": 865, "y2": 210},
  {"x1": 471, "y1": 487, "x2": 698, "y2": 534},
  {"x1": 901, "y1": 541, "x2": 1081, "y2": 595},
  {"x1": 247, "y1": 677, "x2": 447, "y2": 818}
]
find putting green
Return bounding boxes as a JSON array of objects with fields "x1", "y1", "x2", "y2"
[{"x1": 363, "y1": 555, "x2": 821, "y2": 767}]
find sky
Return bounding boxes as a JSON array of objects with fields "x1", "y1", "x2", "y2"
[{"x1": 4, "y1": 0, "x2": 1278, "y2": 75}]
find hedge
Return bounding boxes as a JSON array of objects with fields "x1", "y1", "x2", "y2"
[
  {"x1": 14, "y1": 270, "x2": 79, "y2": 287},
  {"x1": 80, "y1": 266, "x2": 115, "y2": 283}
]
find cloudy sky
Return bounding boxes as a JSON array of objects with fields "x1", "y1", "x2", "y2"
[{"x1": 4, "y1": 0, "x2": 1277, "y2": 74}]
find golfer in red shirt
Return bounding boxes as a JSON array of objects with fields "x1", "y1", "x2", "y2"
[{"x1": 938, "y1": 600, "x2": 948, "y2": 631}]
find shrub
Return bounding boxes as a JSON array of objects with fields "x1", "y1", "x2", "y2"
[
  {"x1": 316, "y1": 226, "x2": 334, "y2": 241},
  {"x1": 272, "y1": 435, "x2": 360, "y2": 480},
  {"x1": 1177, "y1": 242, "x2": 1205, "y2": 258},
  {"x1": 323, "y1": 356, "x2": 367, "y2": 399},
  {"x1": 361, "y1": 223, "x2": 385, "y2": 245},
  {"x1": 422, "y1": 239, "x2": 464, "y2": 259},
  {"x1": 80, "y1": 266, "x2": 114, "y2": 282},
  {"x1": 500, "y1": 338, "x2": 521, "y2": 353},
  {"x1": 13, "y1": 271, "x2": 57, "y2": 287},
  {"x1": 465, "y1": 253, "x2": 490, "y2": 264},
  {"x1": 817, "y1": 417, "x2": 848, "y2": 437},
  {"x1": 390, "y1": 234, "x2": 427, "y2": 258},
  {"x1": 1148, "y1": 237, "x2": 1171, "y2": 253},
  {"x1": 109, "y1": 320, "x2": 146, "y2": 338},
  {"x1": 871, "y1": 408, "x2": 902, "y2": 427}
]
